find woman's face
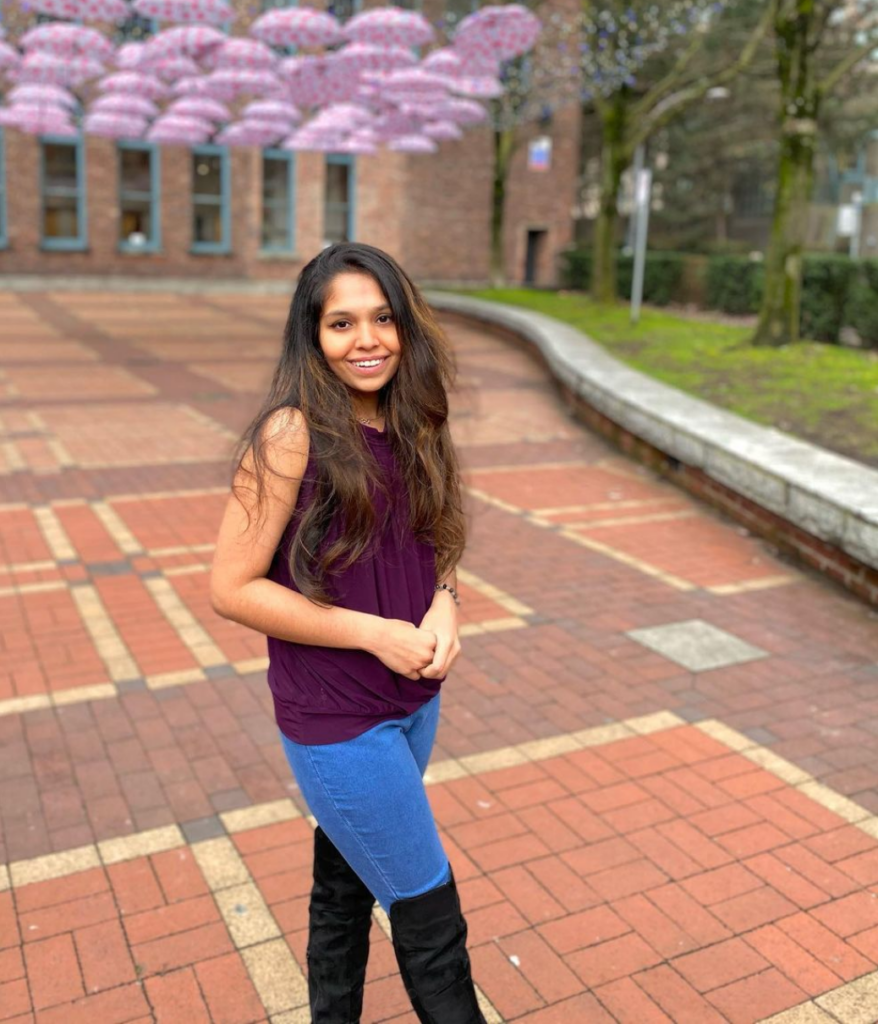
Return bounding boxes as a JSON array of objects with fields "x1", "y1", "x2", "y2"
[{"x1": 318, "y1": 272, "x2": 401, "y2": 400}]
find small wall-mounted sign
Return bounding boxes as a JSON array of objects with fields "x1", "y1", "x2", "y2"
[{"x1": 527, "y1": 136, "x2": 552, "y2": 172}]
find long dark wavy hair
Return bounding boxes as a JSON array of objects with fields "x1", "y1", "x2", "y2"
[{"x1": 235, "y1": 242, "x2": 465, "y2": 606}]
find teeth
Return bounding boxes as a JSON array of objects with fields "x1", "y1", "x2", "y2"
[{"x1": 354, "y1": 359, "x2": 383, "y2": 368}]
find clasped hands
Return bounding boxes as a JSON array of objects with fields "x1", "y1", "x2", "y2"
[{"x1": 370, "y1": 593, "x2": 461, "y2": 681}]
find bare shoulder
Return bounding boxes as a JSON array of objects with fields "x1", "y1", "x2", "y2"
[{"x1": 259, "y1": 406, "x2": 310, "y2": 480}]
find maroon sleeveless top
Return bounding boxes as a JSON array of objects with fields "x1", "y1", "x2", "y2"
[{"x1": 267, "y1": 423, "x2": 442, "y2": 744}]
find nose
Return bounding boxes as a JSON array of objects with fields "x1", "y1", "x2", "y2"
[{"x1": 356, "y1": 325, "x2": 380, "y2": 350}]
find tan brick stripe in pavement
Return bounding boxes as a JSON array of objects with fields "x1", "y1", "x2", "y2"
[{"x1": 3, "y1": 713, "x2": 878, "y2": 1021}]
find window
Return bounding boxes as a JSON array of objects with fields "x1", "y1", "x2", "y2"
[
  {"x1": 41, "y1": 137, "x2": 87, "y2": 250},
  {"x1": 324, "y1": 154, "x2": 355, "y2": 244},
  {"x1": 327, "y1": 0, "x2": 361, "y2": 20},
  {"x1": 115, "y1": 12, "x2": 157, "y2": 41},
  {"x1": 444, "y1": 0, "x2": 478, "y2": 20},
  {"x1": 191, "y1": 146, "x2": 231, "y2": 254},
  {"x1": 118, "y1": 142, "x2": 160, "y2": 252},
  {"x1": 262, "y1": 150, "x2": 295, "y2": 252},
  {"x1": 0, "y1": 128, "x2": 6, "y2": 249}
]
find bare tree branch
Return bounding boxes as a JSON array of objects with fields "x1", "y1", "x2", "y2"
[
  {"x1": 631, "y1": 27, "x2": 706, "y2": 123},
  {"x1": 819, "y1": 34, "x2": 878, "y2": 96},
  {"x1": 632, "y1": 0, "x2": 778, "y2": 146}
]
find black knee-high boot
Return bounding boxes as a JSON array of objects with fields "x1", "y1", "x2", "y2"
[
  {"x1": 307, "y1": 826, "x2": 376, "y2": 1023},
  {"x1": 389, "y1": 864, "x2": 487, "y2": 1024}
]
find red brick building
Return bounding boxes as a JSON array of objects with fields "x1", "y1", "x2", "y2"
[{"x1": 0, "y1": 2, "x2": 579, "y2": 286}]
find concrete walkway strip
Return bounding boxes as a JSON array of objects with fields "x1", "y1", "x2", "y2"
[{"x1": 428, "y1": 291, "x2": 878, "y2": 577}]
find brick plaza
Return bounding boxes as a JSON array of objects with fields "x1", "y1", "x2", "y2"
[{"x1": 1, "y1": 288, "x2": 878, "y2": 1022}]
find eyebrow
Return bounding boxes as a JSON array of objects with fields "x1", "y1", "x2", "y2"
[{"x1": 323, "y1": 305, "x2": 392, "y2": 318}]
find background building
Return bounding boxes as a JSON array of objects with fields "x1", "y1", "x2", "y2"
[{"x1": 0, "y1": 1, "x2": 580, "y2": 286}]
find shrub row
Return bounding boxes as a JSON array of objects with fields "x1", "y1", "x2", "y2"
[
  {"x1": 559, "y1": 250, "x2": 686, "y2": 307},
  {"x1": 560, "y1": 247, "x2": 878, "y2": 346},
  {"x1": 707, "y1": 253, "x2": 878, "y2": 345}
]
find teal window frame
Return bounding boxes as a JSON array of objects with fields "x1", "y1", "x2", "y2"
[
  {"x1": 118, "y1": 141, "x2": 161, "y2": 254},
  {"x1": 0, "y1": 128, "x2": 7, "y2": 250},
  {"x1": 261, "y1": 148, "x2": 296, "y2": 253},
  {"x1": 325, "y1": 153, "x2": 356, "y2": 244},
  {"x1": 40, "y1": 134, "x2": 88, "y2": 252},
  {"x1": 191, "y1": 144, "x2": 231, "y2": 255}
]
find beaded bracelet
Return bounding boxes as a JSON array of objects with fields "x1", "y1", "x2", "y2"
[{"x1": 434, "y1": 582, "x2": 461, "y2": 606}]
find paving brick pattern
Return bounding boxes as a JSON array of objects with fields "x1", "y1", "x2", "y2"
[{"x1": 1, "y1": 289, "x2": 878, "y2": 1022}]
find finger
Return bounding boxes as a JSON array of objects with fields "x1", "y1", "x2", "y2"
[{"x1": 421, "y1": 638, "x2": 452, "y2": 679}]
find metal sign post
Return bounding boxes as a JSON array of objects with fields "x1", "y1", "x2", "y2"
[{"x1": 630, "y1": 167, "x2": 653, "y2": 325}]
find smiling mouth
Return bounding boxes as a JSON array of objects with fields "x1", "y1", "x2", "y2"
[{"x1": 349, "y1": 356, "x2": 388, "y2": 369}]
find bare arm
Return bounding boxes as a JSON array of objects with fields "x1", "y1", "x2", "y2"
[{"x1": 210, "y1": 409, "x2": 436, "y2": 679}]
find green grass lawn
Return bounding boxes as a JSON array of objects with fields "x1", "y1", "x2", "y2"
[{"x1": 462, "y1": 289, "x2": 878, "y2": 469}]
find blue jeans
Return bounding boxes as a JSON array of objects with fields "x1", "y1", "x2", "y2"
[{"x1": 279, "y1": 692, "x2": 450, "y2": 913}]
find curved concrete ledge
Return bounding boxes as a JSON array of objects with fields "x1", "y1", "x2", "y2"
[{"x1": 427, "y1": 291, "x2": 878, "y2": 579}]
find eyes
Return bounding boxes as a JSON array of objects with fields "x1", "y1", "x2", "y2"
[{"x1": 328, "y1": 313, "x2": 394, "y2": 331}]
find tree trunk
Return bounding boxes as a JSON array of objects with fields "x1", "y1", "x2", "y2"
[
  {"x1": 592, "y1": 94, "x2": 630, "y2": 304},
  {"x1": 490, "y1": 128, "x2": 515, "y2": 288},
  {"x1": 753, "y1": 4, "x2": 820, "y2": 347}
]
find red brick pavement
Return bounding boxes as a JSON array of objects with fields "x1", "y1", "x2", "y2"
[{"x1": 1, "y1": 289, "x2": 878, "y2": 1021}]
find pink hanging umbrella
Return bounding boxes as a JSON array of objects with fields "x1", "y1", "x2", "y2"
[
  {"x1": 283, "y1": 130, "x2": 346, "y2": 152},
  {"x1": 335, "y1": 138, "x2": 376, "y2": 155},
  {"x1": 204, "y1": 68, "x2": 283, "y2": 100},
  {"x1": 138, "y1": 54, "x2": 201, "y2": 80},
  {"x1": 312, "y1": 102, "x2": 374, "y2": 128},
  {"x1": 375, "y1": 68, "x2": 451, "y2": 96},
  {"x1": 20, "y1": 23, "x2": 115, "y2": 63},
  {"x1": 116, "y1": 42, "x2": 146, "y2": 68},
  {"x1": 374, "y1": 110, "x2": 423, "y2": 137},
  {"x1": 423, "y1": 119, "x2": 462, "y2": 141},
  {"x1": 13, "y1": 51, "x2": 104, "y2": 86},
  {"x1": 448, "y1": 75, "x2": 503, "y2": 99},
  {"x1": 332, "y1": 43, "x2": 416, "y2": 74},
  {"x1": 132, "y1": 0, "x2": 234, "y2": 26},
  {"x1": 90, "y1": 92, "x2": 159, "y2": 117},
  {"x1": 141, "y1": 25, "x2": 226, "y2": 61},
  {"x1": 26, "y1": 0, "x2": 129, "y2": 21},
  {"x1": 279, "y1": 55, "x2": 359, "y2": 107},
  {"x1": 147, "y1": 114, "x2": 212, "y2": 144},
  {"x1": 84, "y1": 112, "x2": 148, "y2": 139},
  {"x1": 388, "y1": 134, "x2": 437, "y2": 154},
  {"x1": 342, "y1": 8, "x2": 435, "y2": 48},
  {"x1": 215, "y1": 120, "x2": 283, "y2": 146},
  {"x1": 207, "y1": 38, "x2": 277, "y2": 72},
  {"x1": 167, "y1": 95, "x2": 230, "y2": 121},
  {"x1": 7, "y1": 83, "x2": 78, "y2": 108},
  {"x1": 171, "y1": 75, "x2": 209, "y2": 96},
  {"x1": 152, "y1": 113, "x2": 213, "y2": 135},
  {"x1": 147, "y1": 121, "x2": 208, "y2": 145},
  {"x1": 0, "y1": 41, "x2": 20, "y2": 71},
  {"x1": 99, "y1": 71, "x2": 169, "y2": 99},
  {"x1": 0, "y1": 103, "x2": 78, "y2": 135},
  {"x1": 427, "y1": 46, "x2": 499, "y2": 78},
  {"x1": 420, "y1": 49, "x2": 462, "y2": 77},
  {"x1": 453, "y1": 4, "x2": 541, "y2": 61},
  {"x1": 250, "y1": 8, "x2": 343, "y2": 49},
  {"x1": 440, "y1": 98, "x2": 488, "y2": 124},
  {"x1": 242, "y1": 99, "x2": 300, "y2": 125}
]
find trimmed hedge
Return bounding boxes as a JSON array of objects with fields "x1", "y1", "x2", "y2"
[
  {"x1": 706, "y1": 256, "x2": 764, "y2": 315},
  {"x1": 560, "y1": 247, "x2": 878, "y2": 346},
  {"x1": 559, "y1": 249, "x2": 685, "y2": 307},
  {"x1": 801, "y1": 256, "x2": 859, "y2": 343}
]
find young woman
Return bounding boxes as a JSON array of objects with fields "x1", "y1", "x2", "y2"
[{"x1": 210, "y1": 242, "x2": 486, "y2": 1023}]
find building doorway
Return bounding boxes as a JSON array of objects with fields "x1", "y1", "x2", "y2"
[{"x1": 524, "y1": 228, "x2": 547, "y2": 285}]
